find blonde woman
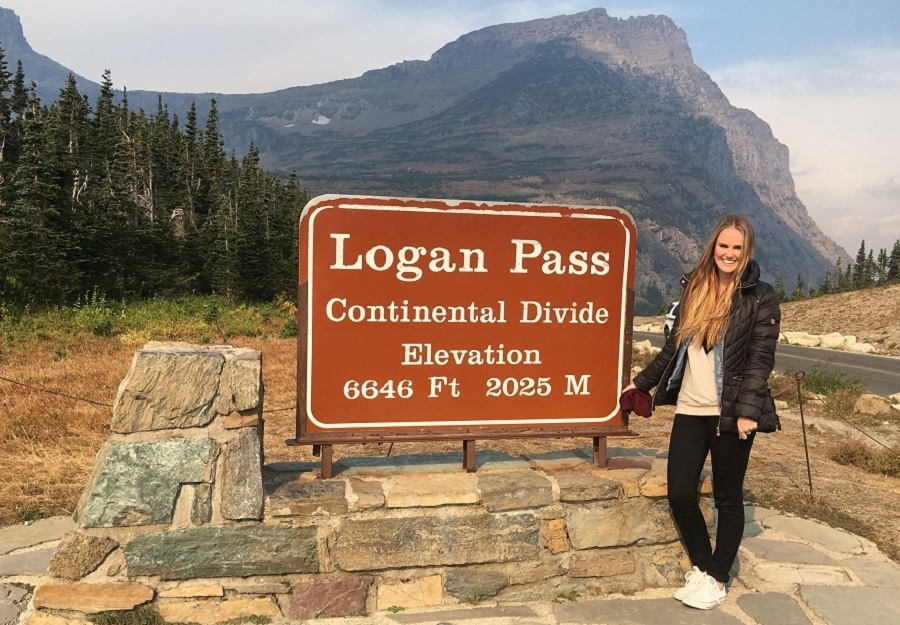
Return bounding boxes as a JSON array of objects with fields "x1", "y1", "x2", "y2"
[{"x1": 622, "y1": 214, "x2": 781, "y2": 610}]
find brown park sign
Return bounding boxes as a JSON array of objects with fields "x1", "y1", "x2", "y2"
[{"x1": 294, "y1": 195, "x2": 637, "y2": 444}]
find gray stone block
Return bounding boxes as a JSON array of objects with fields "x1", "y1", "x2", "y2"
[
  {"x1": 269, "y1": 479, "x2": 348, "y2": 516},
  {"x1": 125, "y1": 526, "x2": 317, "y2": 580},
  {"x1": 555, "y1": 472, "x2": 623, "y2": 502},
  {"x1": 76, "y1": 438, "x2": 218, "y2": 527},
  {"x1": 444, "y1": 569, "x2": 509, "y2": 599},
  {"x1": 478, "y1": 471, "x2": 554, "y2": 511},
  {"x1": 335, "y1": 511, "x2": 539, "y2": 571},
  {"x1": 191, "y1": 483, "x2": 213, "y2": 525},
  {"x1": 566, "y1": 498, "x2": 676, "y2": 549},
  {"x1": 214, "y1": 347, "x2": 263, "y2": 415},
  {"x1": 221, "y1": 427, "x2": 264, "y2": 520},
  {"x1": 112, "y1": 348, "x2": 225, "y2": 433}
]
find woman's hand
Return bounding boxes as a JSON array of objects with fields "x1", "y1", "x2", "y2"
[
  {"x1": 622, "y1": 382, "x2": 636, "y2": 393},
  {"x1": 737, "y1": 417, "x2": 757, "y2": 440}
]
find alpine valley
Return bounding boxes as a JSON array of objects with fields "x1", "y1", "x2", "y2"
[{"x1": 0, "y1": 6, "x2": 847, "y2": 313}]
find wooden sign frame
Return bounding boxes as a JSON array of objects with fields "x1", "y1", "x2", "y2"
[{"x1": 290, "y1": 195, "x2": 638, "y2": 475}]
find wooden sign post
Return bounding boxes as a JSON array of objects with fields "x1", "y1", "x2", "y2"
[{"x1": 292, "y1": 195, "x2": 638, "y2": 475}]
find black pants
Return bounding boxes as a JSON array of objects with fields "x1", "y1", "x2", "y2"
[{"x1": 667, "y1": 414, "x2": 754, "y2": 584}]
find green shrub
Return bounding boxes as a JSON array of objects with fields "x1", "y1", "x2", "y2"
[{"x1": 800, "y1": 362, "x2": 863, "y2": 395}]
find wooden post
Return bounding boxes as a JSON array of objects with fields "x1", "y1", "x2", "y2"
[
  {"x1": 463, "y1": 440, "x2": 476, "y2": 472},
  {"x1": 320, "y1": 444, "x2": 334, "y2": 479},
  {"x1": 592, "y1": 436, "x2": 608, "y2": 468}
]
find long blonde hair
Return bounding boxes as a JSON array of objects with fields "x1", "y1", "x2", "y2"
[{"x1": 675, "y1": 214, "x2": 755, "y2": 348}]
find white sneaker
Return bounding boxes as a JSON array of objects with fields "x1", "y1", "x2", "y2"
[
  {"x1": 673, "y1": 566, "x2": 705, "y2": 601},
  {"x1": 681, "y1": 573, "x2": 727, "y2": 609}
]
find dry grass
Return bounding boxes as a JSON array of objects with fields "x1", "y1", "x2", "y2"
[
  {"x1": 0, "y1": 337, "x2": 130, "y2": 523},
  {"x1": 0, "y1": 330, "x2": 303, "y2": 525},
  {"x1": 827, "y1": 438, "x2": 900, "y2": 478},
  {"x1": 2, "y1": 316, "x2": 899, "y2": 568}
]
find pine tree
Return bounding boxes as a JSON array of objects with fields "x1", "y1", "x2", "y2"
[
  {"x1": 791, "y1": 273, "x2": 805, "y2": 300},
  {"x1": 3, "y1": 85, "x2": 75, "y2": 303},
  {"x1": 864, "y1": 249, "x2": 876, "y2": 288},
  {"x1": 10, "y1": 61, "x2": 26, "y2": 116},
  {"x1": 819, "y1": 270, "x2": 832, "y2": 295},
  {"x1": 0, "y1": 45, "x2": 15, "y2": 214},
  {"x1": 843, "y1": 261, "x2": 853, "y2": 291},
  {"x1": 774, "y1": 274, "x2": 787, "y2": 301},
  {"x1": 876, "y1": 248, "x2": 889, "y2": 282},
  {"x1": 853, "y1": 240, "x2": 868, "y2": 289},
  {"x1": 888, "y1": 240, "x2": 900, "y2": 283}
]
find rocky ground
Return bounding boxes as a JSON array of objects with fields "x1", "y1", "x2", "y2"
[
  {"x1": 638, "y1": 283, "x2": 900, "y2": 356},
  {"x1": 780, "y1": 284, "x2": 900, "y2": 356}
]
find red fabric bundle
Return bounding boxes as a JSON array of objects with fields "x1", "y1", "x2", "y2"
[{"x1": 619, "y1": 387, "x2": 653, "y2": 418}]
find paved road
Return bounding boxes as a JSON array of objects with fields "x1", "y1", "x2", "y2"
[{"x1": 634, "y1": 331, "x2": 900, "y2": 397}]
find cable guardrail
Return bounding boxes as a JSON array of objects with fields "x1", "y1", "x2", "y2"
[
  {"x1": 0, "y1": 371, "x2": 895, "y2": 455},
  {"x1": 0, "y1": 373, "x2": 295, "y2": 413}
]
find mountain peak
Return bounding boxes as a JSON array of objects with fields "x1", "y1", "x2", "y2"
[
  {"x1": 0, "y1": 6, "x2": 98, "y2": 104},
  {"x1": 2, "y1": 6, "x2": 845, "y2": 312},
  {"x1": 433, "y1": 9, "x2": 691, "y2": 70},
  {"x1": 0, "y1": 7, "x2": 30, "y2": 55}
]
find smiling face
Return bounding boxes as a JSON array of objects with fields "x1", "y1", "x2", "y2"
[{"x1": 714, "y1": 226, "x2": 745, "y2": 281}]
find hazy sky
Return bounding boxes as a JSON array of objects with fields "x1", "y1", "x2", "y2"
[{"x1": 3, "y1": 0, "x2": 899, "y2": 256}]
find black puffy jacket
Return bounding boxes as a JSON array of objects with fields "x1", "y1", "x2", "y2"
[{"x1": 633, "y1": 260, "x2": 782, "y2": 434}]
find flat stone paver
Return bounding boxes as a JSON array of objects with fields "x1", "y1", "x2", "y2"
[
  {"x1": 800, "y1": 586, "x2": 900, "y2": 624},
  {"x1": 0, "y1": 583, "x2": 30, "y2": 624},
  {"x1": 525, "y1": 449, "x2": 591, "y2": 472},
  {"x1": 556, "y1": 597, "x2": 744, "y2": 624},
  {"x1": 843, "y1": 557, "x2": 900, "y2": 587},
  {"x1": 0, "y1": 517, "x2": 74, "y2": 555},
  {"x1": 753, "y1": 563, "x2": 851, "y2": 585},
  {"x1": 335, "y1": 453, "x2": 462, "y2": 476},
  {"x1": 0, "y1": 547, "x2": 55, "y2": 576},
  {"x1": 763, "y1": 516, "x2": 864, "y2": 554},
  {"x1": 738, "y1": 592, "x2": 812, "y2": 625},
  {"x1": 475, "y1": 451, "x2": 532, "y2": 471},
  {"x1": 741, "y1": 537, "x2": 837, "y2": 565}
]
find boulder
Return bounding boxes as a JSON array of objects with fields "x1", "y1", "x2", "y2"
[
  {"x1": 818, "y1": 332, "x2": 846, "y2": 349},
  {"x1": 846, "y1": 342, "x2": 876, "y2": 354},
  {"x1": 854, "y1": 394, "x2": 891, "y2": 416},
  {"x1": 781, "y1": 332, "x2": 820, "y2": 347},
  {"x1": 890, "y1": 393, "x2": 900, "y2": 411}
]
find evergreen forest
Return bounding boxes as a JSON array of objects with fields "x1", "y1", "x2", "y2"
[
  {"x1": 775, "y1": 239, "x2": 900, "y2": 302},
  {"x1": 0, "y1": 47, "x2": 306, "y2": 310},
  {"x1": 0, "y1": 44, "x2": 897, "y2": 313}
]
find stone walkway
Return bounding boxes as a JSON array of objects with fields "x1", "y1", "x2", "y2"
[{"x1": 3, "y1": 507, "x2": 900, "y2": 625}]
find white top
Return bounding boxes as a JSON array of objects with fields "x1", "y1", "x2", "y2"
[{"x1": 675, "y1": 341, "x2": 720, "y2": 416}]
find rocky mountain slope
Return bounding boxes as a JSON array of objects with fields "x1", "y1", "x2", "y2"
[
  {"x1": 0, "y1": 7, "x2": 847, "y2": 313},
  {"x1": 0, "y1": 7, "x2": 99, "y2": 103}
]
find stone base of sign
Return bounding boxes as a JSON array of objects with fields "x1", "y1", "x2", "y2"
[{"x1": 25, "y1": 343, "x2": 713, "y2": 624}]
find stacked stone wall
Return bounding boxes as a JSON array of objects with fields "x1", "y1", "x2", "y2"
[{"x1": 25, "y1": 343, "x2": 709, "y2": 624}]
